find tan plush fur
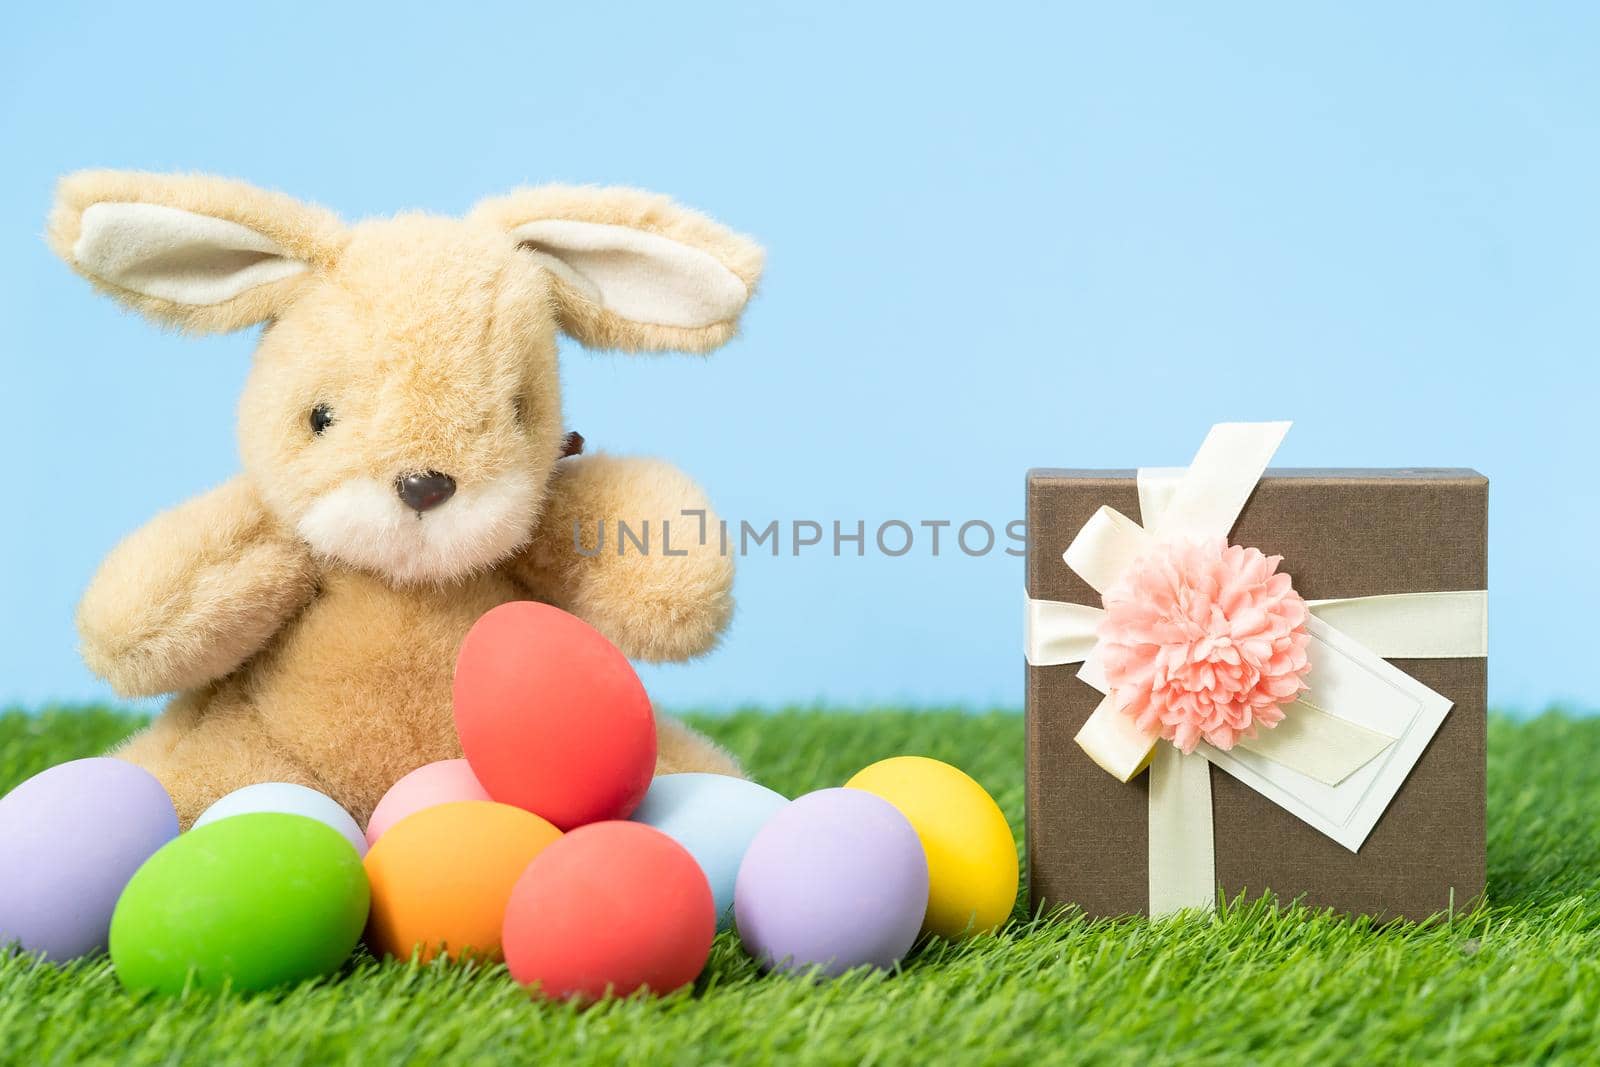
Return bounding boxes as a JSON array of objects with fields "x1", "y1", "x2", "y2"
[{"x1": 49, "y1": 170, "x2": 760, "y2": 827}]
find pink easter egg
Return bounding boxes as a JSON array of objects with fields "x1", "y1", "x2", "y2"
[{"x1": 365, "y1": 760, "x2": 491, "y2": 846}]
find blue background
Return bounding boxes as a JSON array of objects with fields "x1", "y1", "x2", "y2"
[{"x1": 2, "y1": 2, "x2": 1594, "y2": 713}]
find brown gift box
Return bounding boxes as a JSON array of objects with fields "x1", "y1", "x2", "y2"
[{"x1": 1025, "y1": 468, "x2": 1487, "y2": 921}]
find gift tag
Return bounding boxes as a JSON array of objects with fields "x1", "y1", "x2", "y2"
[{"x1": 1197, "y1": 616, "x2": 1454, "y2": 853}]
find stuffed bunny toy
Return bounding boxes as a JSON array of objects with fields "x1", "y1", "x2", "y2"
[{"x1": 47, "y1": 170, "x2": 759, "y2": 827}]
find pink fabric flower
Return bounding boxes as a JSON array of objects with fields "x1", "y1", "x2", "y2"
[{"x1": 1098, "y1": 538, "x2": 1311, "y2": 753}]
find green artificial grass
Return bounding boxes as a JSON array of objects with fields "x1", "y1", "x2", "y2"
[{"x1": 2, "y1": 705, "x2": 1599, "y2": 1065}]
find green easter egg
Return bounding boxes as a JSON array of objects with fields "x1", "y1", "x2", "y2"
[{"x1": 110, "y1": 812, "x2": 369, "y2": 994}]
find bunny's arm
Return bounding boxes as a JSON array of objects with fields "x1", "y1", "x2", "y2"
[
  {"x1": 77, "y1": 477, "x2": 319, "y2": 697},
  {"x1": 510, "y1": 453, "x2": 734, "y2": 663}
]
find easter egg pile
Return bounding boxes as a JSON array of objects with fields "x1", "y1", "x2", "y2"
[{"x1": 0, "y1": 602, "x2": 1019, "y2": 998}]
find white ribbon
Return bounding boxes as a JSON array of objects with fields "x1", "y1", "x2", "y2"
[
  {"x1": 1023, "y1": 422, "x2": 1488, "y2": 917},
  {"x1": 1024, "y1": 590, "x2": 1489, "y2": 668}
]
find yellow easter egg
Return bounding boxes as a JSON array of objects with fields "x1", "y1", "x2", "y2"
[{"x1": 844, "y1": 757, "x2": 1018, "y2": 939}]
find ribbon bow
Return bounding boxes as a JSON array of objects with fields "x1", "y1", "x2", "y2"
[{"x1": 1024, "y1": 423, "x2": 1488, "y2": 916}]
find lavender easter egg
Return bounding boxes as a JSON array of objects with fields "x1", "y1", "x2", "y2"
[
  {"x1": 0, "y1": 758, "x2": 178, "y2": 961},
  {"x1": 734, "y1": 788, "x2": 928, "y2": 977}
]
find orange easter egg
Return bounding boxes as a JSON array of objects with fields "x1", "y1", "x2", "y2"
[{"x1": 362, "y1": 801, "x2": 560, "y2": 963}]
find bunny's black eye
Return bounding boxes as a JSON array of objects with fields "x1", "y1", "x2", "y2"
[{"x1": 309, "y1": 404, "x2": 334, "y2": 435}]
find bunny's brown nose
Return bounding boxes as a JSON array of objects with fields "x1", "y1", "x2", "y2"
[{"x1": 397, "y1": 471, "x2": 456, "y2": 513}]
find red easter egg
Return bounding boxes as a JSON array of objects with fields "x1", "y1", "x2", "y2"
[
  {"x1": 502, "y1": 821, "x2": 715, "y2": 1001},
  {"x1": 453, "y1": 602, "x2": 656, "y2": 830}
]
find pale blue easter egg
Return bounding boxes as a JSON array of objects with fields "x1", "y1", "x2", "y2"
[
  {"x1": 194, "y1": 783, "x2": 367, "y2": 857},
  {"x1": 629, "y1": 773, "x2": 789, "y2": 928}
]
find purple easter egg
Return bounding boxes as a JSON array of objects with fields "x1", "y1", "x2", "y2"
[
  {"x1": 734, "y1": 787, "x2": 928, "y2": 976},
  {"x1": 0, "y1": 758, "x2": 178, "y2": 961}
]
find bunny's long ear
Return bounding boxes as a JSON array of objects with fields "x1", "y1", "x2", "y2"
[
  {"x1": 470, "y1": 186, "x2": 763, "y2": 353},
  {"x1": 47, "y1": 170, "x2": 346, "y2": 334}
]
